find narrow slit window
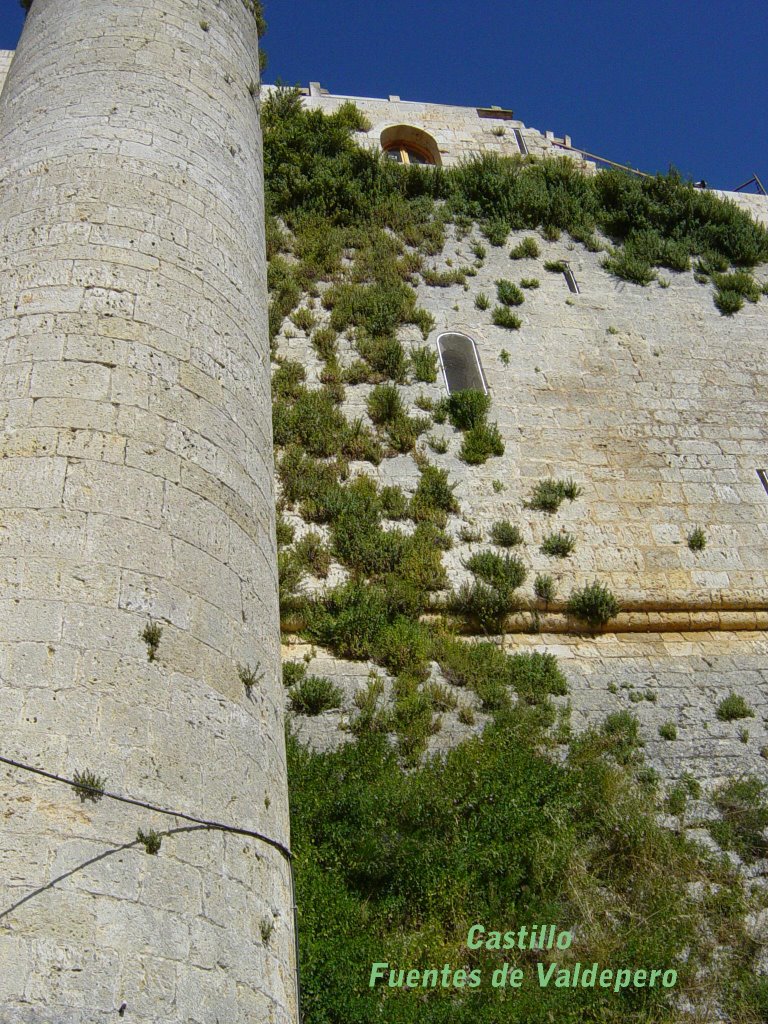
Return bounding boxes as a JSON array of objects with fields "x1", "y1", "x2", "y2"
[
  {"x1": 436, "y1": 332, "x2": 488, "y2": 394},
  {"x1": 563, "y1": 264, "x2": 579, "y2": 294},
  {"x1": 757, "y1": 469, "x2": 768, "y2": 495},
  {"x1": 513, "y1": 128, "x2": 528, "y2": 156}
]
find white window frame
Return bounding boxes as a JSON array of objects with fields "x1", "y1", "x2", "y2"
[{"x1": 436, "y1": 331, "x2": 488, "y2": 395}]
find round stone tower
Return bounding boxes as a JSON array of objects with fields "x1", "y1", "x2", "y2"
[{"x1": 0, "y1": 1, "x2": 295, "y2": 1022}]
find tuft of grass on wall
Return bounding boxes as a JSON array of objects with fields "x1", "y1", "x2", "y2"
[{"x1": 492, "y1": 306, "x2": 522, "y2": 330}]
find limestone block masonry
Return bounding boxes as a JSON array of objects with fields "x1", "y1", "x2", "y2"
[
  {"x1": 0, "y1": 2, "x2": 296, "y2": 1022},
  {"x1": 0, "y1": 50, "x2": 13, "y2": 96},
  {"x1": 272, "y1": 84, "x2": 592, "y2": 169}
]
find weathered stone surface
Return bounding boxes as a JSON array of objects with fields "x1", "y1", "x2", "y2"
[
  {"x1": 272, "y1": 114, "x2": 768, "y2": 823},
  {"x1": 292, "y1": 85, "x2": 592, "y2": 170},
  {"x1": 274, "y1": 205, "x2": 768, "y2": 613},
  {"x1": 0, "y1": 3, "x2": 295, "y2": 1022}
]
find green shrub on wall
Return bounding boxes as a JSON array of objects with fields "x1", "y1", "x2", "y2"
[{"x1": 290, "y1": 705, "x2": 759, "y2": 1022}]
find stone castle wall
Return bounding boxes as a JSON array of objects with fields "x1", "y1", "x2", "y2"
[
  {"x1": 0, "y1": 50, "x2": 13, "y2": 96},
  {"x1": 277, "y1": 217, "x2": 768, "y2": 611},
  {"x1": 261, "y1": 82, "x2": 589, "y2": 168},
  {"x1": 0, "y1": 1, "x2": 295, "y2": 1022},
  {"x1": 1, "y1": 17, "x2": 767, "y2": 1016},
  {"x1": 276, "y1": 210, "x2": 768, "y2": 795}
]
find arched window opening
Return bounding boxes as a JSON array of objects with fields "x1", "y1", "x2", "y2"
[
  {"x1": 380, "y1": 124, "x2": 441, "y2": 167},
  {"x1": 436, "y1": 332, "x2": 488, "y2": 395}
]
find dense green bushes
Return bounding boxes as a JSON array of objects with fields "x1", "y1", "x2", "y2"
[
  {"x1": 460, "y1": 422, "x2": 505, "y2": 464},
  {"x1": 289, "y1": 705, "x2": 758, "y2": 1023},
  {"x1": 323, "y1": 279, "x2": 433, "y2": 341},
  {"x1": 264, "y1": 89, "x2": 768, "y2": 313},
  {"x1": 709, "y1": 776, "x2": 768, "y2": 861},
  {"x1": 433, "y1": 389, "x2": 505, "y2": 466},
  {"x1": 567, "y1": 581, "x2": 620, "y2": 629},
  {"x1": 273, "y1": 385, "x2": 382, "y2": 462},
  {"x1": 289, "y1": 675, "x2": 343, "y2": 715}
]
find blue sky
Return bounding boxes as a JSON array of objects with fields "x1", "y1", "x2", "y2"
[{"x1": 2, "y1": 0, "x2": 765, "y2": 191}]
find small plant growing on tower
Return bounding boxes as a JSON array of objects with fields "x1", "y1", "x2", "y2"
[
  {"x1": 289, "y1": 675, "x2": 343, "y2": 715},
  {"x1": 509, "y1": 237, "x2": 540, "y2": 260},
  {"x1": 708, "y1": 776, "x2": 768, "y2": 861},
  {"x1": 475, "y1": 292, "x2": 490, "y2": 311},
  {"x1": 142, "y1": 620, "x2": 163, "y2": 662},
  {"x1": 714, "y1": 289, "x2": 744, "y2": 316},
  {"x1": 561, "y1": 478, "x2": 583, "y2": 501},
  {"x1": 499, "y1": 349, "x2": 510, "y2": 365},
  {"x1": 528, "y1": 479, "x2": 565, "y2": 512},
  {"x1": 367, "y1": 383, "x2": 405, "y2": 425},
  {"x1": 73, "y1": 769, "x2": 106, "y2": 804},
  {"x1": 544, "y1": 259, "x2": 568, "y2": 273},
  {"x1": 276, "y1": 515, "x2": 295, "y2": 547},
  {"x1": 483, "y1": 220, "x2": 509, "y2": 246},
  {"x1": 291, "y1": 307, "x2": 316, "y2": 333},
  {"x1": 495, "y1": 279, "x2": 525, "y2": 306},
  {"x1": 492, "y1": 306, "x2": 521, "y2": 330},
  {"x1": 520, "y1": 278, "x2": 539, "y2": 289},
  {"x1": 294, "y1": 531, "x2": 331, "y2": 577},
  {"x1": 534, "y1": 573, "x2": 556, "y2": 605},
  {"x1": 459, "y1": 422, "x2": 504, "y2": 465},
  {"x1": 427, "y1": 434, "x2": 449, "y2": 455},
  {"x1": 137, "y1": 829, "x2": 162, "y2": 855},
  {"x1": 410, "y1": 345, "x2": 438, "y2": 383},
  {"x1": 526, "y1": 477, "x2": 582, "y2": 512},
  {"x1": 658, "y1": 722, "x2": 678, "y2": 741},
  {"x1": 282, "y1": 661, "x2": 307, "y2": 688},
  {"x1": 199, "y1": 19, "x2": 210, "y2": 31},
  {"x1": 239, "y1": 661, "x2": 265, "y2": 695},
  {"x1": 716, "y1": 693, "x2": 754, "y2": 721},
  {"x1": 490, "y1": 521, "x2": 522, "y2": 547},
  {"x1": 409, "y1": 465, "x2": 459, "y2": 523},
  {"x1": 445, "y1": 390, "x2": 490, "y2": 430},
  {"x1": 665, "y1": 784, "x2": 687, "y2": 816},
  {"x1": 687, "y1": 526, "x2": 706, "y2": 551},
  {"x1": 540, "y1": 531, "x2": 576, "y2": 558},
  {"x1": 464, "y1": 551, "x2": 527, "y2": 593},
  {"x1": 567, "y1": 582, "x2": 620, "y2": 630}
]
